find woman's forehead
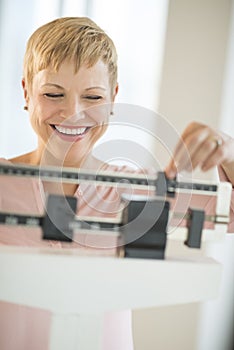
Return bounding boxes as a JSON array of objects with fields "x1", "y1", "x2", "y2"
[{"x1": 32, "y1": 60, "x2": 111, "y2": 89}]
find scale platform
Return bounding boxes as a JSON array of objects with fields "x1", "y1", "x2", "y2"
[{"x1": 0, "y1": 245, "x2": 222, "y2": 350}]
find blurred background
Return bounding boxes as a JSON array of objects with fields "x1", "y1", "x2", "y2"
[{"x1": 0, "y1": 0, "x2": 234, "y2": 349}]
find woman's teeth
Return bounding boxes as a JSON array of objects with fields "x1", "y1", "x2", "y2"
[{"x1": 54, "y1": 125, "x2": 87, "y2": 135}]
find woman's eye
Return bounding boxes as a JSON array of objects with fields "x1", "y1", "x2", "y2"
[
  {"x1": 44, "y1": 93, "x2": 64, "y2": 98},
  {"x1": 84, "y1": 95, "x2": 102, "y2": 101}
]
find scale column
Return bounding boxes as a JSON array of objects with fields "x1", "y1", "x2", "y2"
[{"x1": 49, "y1": 312, "x2": 104, "y2": 350}]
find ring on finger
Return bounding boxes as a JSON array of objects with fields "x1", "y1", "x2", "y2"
[{"x1": 211, "y1": 137, "x2": 223, "y2": 149}]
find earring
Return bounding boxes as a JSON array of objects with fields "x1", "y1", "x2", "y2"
[
  {"x1": 110, "y1": 111, "x2": 114, "y2": 115},
  {"x1": 24, "y1": 106, "x2": 28, "y2": 111}
]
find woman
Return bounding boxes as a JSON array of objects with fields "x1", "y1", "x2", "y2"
[{"x1": 0, "y1": 16, "x2": 233, "y2": 350}]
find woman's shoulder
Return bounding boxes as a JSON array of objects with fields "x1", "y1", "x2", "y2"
[
  {"x1": 0, "y1": 154, "x2": 31, "y2": 164},
  {"x1": 0, "y1": 157, "x2": 11, "y2": 163}
]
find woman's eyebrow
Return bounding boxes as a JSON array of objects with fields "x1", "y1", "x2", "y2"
[
  {"x1": 85, "y1": 86, "x2": 107, "y2": 91},
  {"x1": 42, "y1": 83, "x2": 64, "y2": 89},
  {"x1": 41, "y1": 84, "x2": 107, "y2": 91}
]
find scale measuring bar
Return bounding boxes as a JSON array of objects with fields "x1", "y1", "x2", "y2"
[{"x1": 0, "y1": 163, "x2": 219, "y2": 196}]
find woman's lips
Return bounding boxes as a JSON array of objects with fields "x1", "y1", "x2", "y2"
[{"x1": 50, "y1": 124, "x2": 91, "y2": 142}]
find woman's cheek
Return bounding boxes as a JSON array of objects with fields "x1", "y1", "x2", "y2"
[
  {"x1": 86, "y1": 103, "x2": 111, "y2": 124},
  {"x1": 32, "y1": 103, "x2": 59, "y2": 123}
]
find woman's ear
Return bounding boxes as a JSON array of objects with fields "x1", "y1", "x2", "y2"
[
  {"x1": 112, "y1": 83, "x2": 119, "y2": 102},
  {"x1": 110, "y1": 83, "x2": 119, "y2": 115},
  {"x1": 22, "y1": 78, "x2": 29, "y2": 107}
]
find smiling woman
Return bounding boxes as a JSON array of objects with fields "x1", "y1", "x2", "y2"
[
  {"x1": 18, "y1": 60, "x2": 117, "y2": 169},
  {"x1": 6, "y1": 17, "x2": 122, "y2": 201},
  {"x1": 8, "y1": 17, "x2": 117, "y2": 171}
]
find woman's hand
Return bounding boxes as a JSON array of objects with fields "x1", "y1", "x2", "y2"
[{"x1": 165, "y1": 121, "x2": 234, "y2": 185}]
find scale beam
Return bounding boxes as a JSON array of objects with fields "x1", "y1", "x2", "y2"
[{"x1": 0, "y1": 163, "x2": 221, "y2": 196}]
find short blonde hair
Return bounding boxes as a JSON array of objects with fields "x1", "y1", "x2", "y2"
[{"x1": 23, "y1": 17, "x2": 118, "y2": 93}]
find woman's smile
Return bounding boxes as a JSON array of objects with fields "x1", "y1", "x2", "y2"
[{"x1": 50, "y1": 124, "x2": 92, "y2": 142}]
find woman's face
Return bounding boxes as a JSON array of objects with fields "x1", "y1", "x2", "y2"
[{"x1": 23, "y1": 60, "x2": 117, "y2": 166}]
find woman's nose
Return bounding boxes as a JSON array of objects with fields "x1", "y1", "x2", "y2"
[{"x1": 62, "y1": 97, "x2": 85, "y2": 122}]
